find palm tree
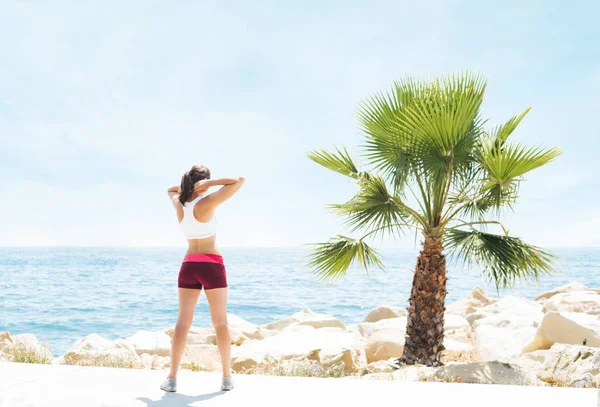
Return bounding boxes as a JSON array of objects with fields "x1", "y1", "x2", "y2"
[{"x1": 306, "y1": 72, "x2": 561, "y2": 367}]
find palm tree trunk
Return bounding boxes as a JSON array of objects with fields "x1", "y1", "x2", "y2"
[{"x1": 398, "y1": 234, "x2": 448, "y2": 367}]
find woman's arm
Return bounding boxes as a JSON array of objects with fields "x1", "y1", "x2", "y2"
[
  {"x1": 202, "y1": 177, "x2": 246, "y2": 206},
  {"x1": 193, "y1": 177, "x2": 240, "y2": 191},
  {"x1": 167, "y1": 185, "x2": 181, "y2": 206}
]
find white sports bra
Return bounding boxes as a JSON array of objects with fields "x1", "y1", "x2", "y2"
[{"x1": 179, "y1": 195, "x2": 217, "y2": 239}]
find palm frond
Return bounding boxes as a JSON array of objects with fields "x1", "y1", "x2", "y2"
[
  {"x1": 478, "y1": 142, "x2": 562, "y2": 210},
  {"x1": 307, "y1": 236, "x2": 385, "y2": 281},
  {"x1": 393, "y1": 72, "x2": 487, "y2": 155},
  {"x1": 330, "y1": 175, "x2": 416, "y2": 237},
  {"x1": 446, "y1": 186, "x2": 519, "y2": 221},
  {"x1": 490, "y1": 107, "x2": 532, "y2": 146},
  {"x1": 357, "y1": 88, "x2": 419, "y2": 192},
  {"x1": 307, "y1": 147, "x2": 360, "y2": 179},
  {"x1": 479, "y1": 142, "x2": 562, "y2": 182},
  {"x1": 445, "y1": 229, "x2": 555, "y2": 288}
]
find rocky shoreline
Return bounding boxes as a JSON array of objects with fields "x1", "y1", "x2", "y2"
[{"x1": 1, "y1": 281, "x2": 599, "y2": 387}]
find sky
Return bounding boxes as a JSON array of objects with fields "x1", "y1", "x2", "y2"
[{"x1": 0, "y1": 1, "x2": 599, "y2": 249}]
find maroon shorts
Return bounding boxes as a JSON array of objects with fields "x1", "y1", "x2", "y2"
[{"x1": 178, "y1": 253, "x2": 228, "y2": 290}]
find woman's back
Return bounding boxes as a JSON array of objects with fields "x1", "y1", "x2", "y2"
[{"x1": 178, "y1": 195, "x2": 219, "y2": 254}]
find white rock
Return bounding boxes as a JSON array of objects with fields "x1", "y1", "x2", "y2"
[
  {"x1": 522, "y1": 312, "x2": 600, "y2": 353},
  {"x1": 535, "y1": 282, "x2": 590, "y2": 301},
  {"x1": 231, "y1": 353, "x2": 279, "y2": 373},
  {"x1": 180, "y1": 344, "x2": 221, "y2": 371},
  {"x1": 350, "y1": 322, "x2": 378, "y2": 338},
  {"x1": 466, "y1": 296, "x2": 543, "y2": 326},
  {"x1": 164, "y1": 317, "x2": 278, "y2": 347},
  {"x1": 186, "y1": 329, "x2": 217, "y2": 346},
  {"x1": 361, "y1": 372, "x2": 395, "y2": 380},
  {"x1": 536, "y1": 344, "x2": 600, "y2": 386},
  {"x1": 364, "y1": 315, "x2": 474, "y2": 363},
  {"x1": 262, "y1": 308, "x2": 345, "y2": 331},
  {"x1": 139, "y1": 353, "x2": 170, "y2": 370},
  {"x1": 506, "y1": 350, "x2": 548, "y2": 385},
  {"x1": 319, "y1": 348, "x2": 366, "y2": 372},
  {"x1": 362, "y1": 306, "x2": 406, "y2": 323},
  {"x1": 392, "y1": 365, "x2": 438, "y2": 381},
  {"x1": 446, "y1": 287, "x2": 496, "y2": 318},
  {"x1": 11, "y1": 334, "x2": 53, "y2": 361},
  {"x1": 231, "y1": 326, "x2": 361, "y2": 373},
  {"x1": 365, "y1": 358, "x2": 398, "y2": 374},
  {"x1": 125, "y1": 330, "x2": 172, "y2": 357},
  {"x1": 0, "y1": 332, "x2": 12, "y2": 352},
  {"x1": 442, "y1": 314, "x2": 474, "y2": 362},
  {"x1": 470, "y1": 297, "x2": 543, "y2": 361},
  {"x1": 63, "y1": 334, "x2": 140, "y2": 368},
  {"x1": 541, "y1": 290, "x2": 600, "y2": 315},
  {"x1": 436, "y1": 361, "x2": 533, "y2": 385},
  {"x1": 364, "y1": 317, "x2": 406, "y2": 363},
  {"x1": 473, "y1": 315, "x2": 540, "y2": 361}
]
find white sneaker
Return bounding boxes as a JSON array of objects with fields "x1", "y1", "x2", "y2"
[
  {"x1": 160, "y1": 377, "x2": 177, "y2": 392},
  {"x1": 221, "y1": 376, "x2": 234, "y2": 391}
]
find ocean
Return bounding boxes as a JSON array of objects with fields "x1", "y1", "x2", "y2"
[{"x1": 1, "y1": 247, "x2": 598, "y2": 356}]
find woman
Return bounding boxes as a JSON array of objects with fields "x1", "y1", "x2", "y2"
[{"x1": 161, "y1": 165, "x2": 245, "y2": 393}]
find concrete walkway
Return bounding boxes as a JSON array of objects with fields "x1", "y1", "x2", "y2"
[{"x1": 0, "y1": 362, "x2": 598, "y2": 407}]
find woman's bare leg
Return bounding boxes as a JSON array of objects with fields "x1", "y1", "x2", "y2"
[
  {"x1": 204, "y1": 287, "x2": 231, "y2": 377},
  {"x1": 168, "y1": 288, "x2": 201, "y2": 379}
]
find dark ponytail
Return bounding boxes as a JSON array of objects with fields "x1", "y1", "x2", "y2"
[
  {"x1": 178, "y1": 172, "x2": 194, "y2": 206},
  {"x1": 178, "y1": 165, "x2": 211, "y2": 206}
]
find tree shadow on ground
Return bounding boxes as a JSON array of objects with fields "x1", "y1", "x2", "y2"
[{"x1": 137, "y1": 391, "x2": 225, "y2": 406}]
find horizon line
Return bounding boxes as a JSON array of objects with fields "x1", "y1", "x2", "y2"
[{"x1": 0, "y1": 245, "x2": 598, "y2": 250}]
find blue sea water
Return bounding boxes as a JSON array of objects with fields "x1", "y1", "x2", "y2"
[{"x1": 1, "y1": 247, "x2": 598, "y2": 356}]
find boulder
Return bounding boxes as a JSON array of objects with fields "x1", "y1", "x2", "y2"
[
  {"x1": 180, "y1": 344, "x2": 221, "y2": 371},
  {"x1": 0, "y1": 332, "x2": 13, "y2": 361},
  {"x1": 442, "y1": 314, "x2": 475, "y2": 362},
  {"x1": 10, "y1": 334, "x2": 53, "y2": 361},
  {"x1": 508, "y1": 349, "x2": 547, "y2": 372},
  {"x1": 364, "y1": 358, "x2": 398, "y2": 374},
  {"x1": 348, "y1": 322, "x2": 378, "y2": 338},
  {"x1": 364, "y1": 317, "x2": 406, "y2": 363},
  {"x1": 186, "y1": 329, "x2": 217, "y2": 346},
  {"x1": 164, "y1": 316, "x2": 278, "y2": 347},
  {"x1": 535, "y1": 282, "x2": 590, "y2": 301},
  {"x1": 139, "y1": 353, "x2": 170, "y2": 370},
  {"x1": 392, "y1": 365, "x2": 438, "y2": 381},
  {"x1": 364, "y1": 315, "x2": 474, "y2": 364},
  {"x1": 446, "y1": 287, "x2": 496, "y2": 318},
  {"x1": 540, "y1": 290, "x2": 600, "y2": 315},
  {"x1": 436, "y1": 361, "x2": 533, "y2": 385},
  {"x1": 125, "y1": 330, "x2": 172, "y2": 357},
  {"x1": 522, "y1": 312, "x2": 600, "y2": 353},
  {"x1": 466, "y1": 296, "x2": 543, "y2": 326},
  {"x1": 467, "y1": 297, "x2": 543, "y2": 361},
  {"x1": 0, "y1": 332, "x2": 12, "y2": 351},
  {"x1": 227, "y1": 314, "x2": 279, "y2": 345},
  {"x1": 536, "y1": 344, "x2": 600, "y2": 387},
  {"x1": 262, "y1": 308, "x2": 345, "y2": 331},
  {"x1": 63, "y1": 334, "x2": 140, "y2": 368},
  {"x1": 506, "y1": 350, "x2": 549, "y2": 385},
  {"x1": 231, "y1": 325, "x2": 362, "y2": 373},
  {"x1": 231, "y1": 354, "x2": 275, "y2": 373},
  {"x1": 361, "y1": 372, "x2": 395, "y2": 380},
  {"x1": 362, "y1": 306, "x2": 406, "y2": 323},
  {"x1": 319, "y1": 348, "x2": 366, "y2": 372},
  {"x1": 473, "y1": 314, "x2": 541, "y2": 361}
]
